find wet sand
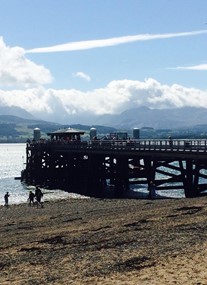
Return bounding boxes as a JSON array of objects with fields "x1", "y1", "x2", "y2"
[{"x1": 0, "y1": 197, "x2": 207, "y2": 284}]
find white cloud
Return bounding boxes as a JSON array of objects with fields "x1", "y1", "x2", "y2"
[
  {"x1": 0, "y1": 87, "x2": 52, "y2": 113},
  {"x1": 0, "y1": 35, "x2": 207, "y2": 121},
  {"x1": 0, "y1": 37, "x2": 53, "y2": 87},
  {"x1": 173, "y1": 64, "x2": 207, "y2": 70},
  {"x1": 26, "y1": 30, "x2": 207, "y2": 53},
  {"x1": 1, "y1": 78, "x2": 207, "y2": 123},
  {"x1": 73, "y1": 72, "x2": 91, "y2": 82}
]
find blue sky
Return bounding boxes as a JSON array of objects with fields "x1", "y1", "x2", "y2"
[{"x1": 0, "y1": 0, "x2": 207, "y2": 123}]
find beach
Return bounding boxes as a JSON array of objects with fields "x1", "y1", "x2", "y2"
[{"x1": 0, "y1": 197, "x2": 207, "y2": 285}]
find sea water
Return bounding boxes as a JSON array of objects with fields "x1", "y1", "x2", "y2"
[
  {"x1": 0, "y1": 143, "x2": 185, "y2": 206},
  {"x1": 0, "y1": 143, "x2": 85, "y2": 205}
]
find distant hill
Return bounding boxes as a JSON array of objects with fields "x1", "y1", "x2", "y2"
[
  {"x1": 93, "y1": 106, "x2": 207, "y2": 129},
  {"x1": 0, "y1": 115, "x2": 44, "y2": 124},
  {"x1": 0, "y1": 115, "x2": 118, "y2": 142},
  {"x1": 36, "y1": 106, "x2": 207, "y2": 129},
  {"x1": 1, "y1": 105, "x2": 207, "y2": 130},
  {"x1": 0, "y1": 115, "x2": 60, "y2": 141},
  {"x1": 0, "y1": 106, "x2": 35, "y2": 120},
  {"x1": 1, "y1": 112, "x2": 207, "y2": 142}
]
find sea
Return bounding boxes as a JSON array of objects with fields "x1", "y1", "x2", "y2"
[
  {"x1": 0, "y1": 143, "x2": 185, "y2": 206},
  {"x1": 0, "y1": 143, "x2": 86, "y2": 205}
]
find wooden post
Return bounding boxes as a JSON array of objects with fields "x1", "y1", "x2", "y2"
[
  {"x1": 114, "y1": 156, "x2": 129, "y2": 198},
  {"x1": 184, "y1": 160, "x2": 196, "y2": 198}
]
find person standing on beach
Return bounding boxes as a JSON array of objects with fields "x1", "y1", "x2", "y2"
[
  {"x1": 4, "y1": 192, "x2": 9, "y2": 207},
  {"x1": 28, "y1": 191, "x2": 35, "y2": 206},
  {"x1": 35, "y1": 186, "x2": 43, "y2": 208},
  {"x1": 149, "y1": 181, "x2": 156, "y2": 199}
]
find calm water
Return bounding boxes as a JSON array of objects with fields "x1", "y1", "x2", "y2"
[{"x1": 0, "y1": 143, "x2": 185, "y2": 205}]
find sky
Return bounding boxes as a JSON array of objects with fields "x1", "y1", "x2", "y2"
[{"x1": 0, "y1": 0, "x2": 207, "y2": 123}]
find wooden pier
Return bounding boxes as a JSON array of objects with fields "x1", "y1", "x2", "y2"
[{"x1": 21, "y1": 130, "x2": 207, "y2": 198}]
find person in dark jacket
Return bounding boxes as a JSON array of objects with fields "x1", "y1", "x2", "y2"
[
  {"x1": 149, "y1": 181, "x2": 156, "y2": 199},
  {"x1": 28, "y1": 191, "x2": 35, "y2": 206},
  {"x1": 35, "y1": 186, "x2": 43, "y2": 208},
  {"x1": 4, "y1": 192, "x2": 9, "y2": 207}
]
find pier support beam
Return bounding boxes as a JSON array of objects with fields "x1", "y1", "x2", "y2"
[
  {"x1": 114, "y1": 156, "x2": 129, "y2": 198},
  {"x1": 183, "y1": 160, "x2": 199, "y2": 198},
  {"x1": 144, "y1": 158, "x2": 156, "y2": 192},
  {"x1": 84, "y1": 155, "x2": 105, "y2": 197}
]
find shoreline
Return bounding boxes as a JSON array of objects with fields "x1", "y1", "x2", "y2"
[
  {"x1": 0, "y1": 187, "x2": 177, "y2": 207},
  {"x1": 1, "y1": 191, "x2": 179, "y2": 208},
  {"x1": 0, "y1": 187, "x2": 90, "y2": 207},
  {"x1": 0, "y1": 196, "x2": 207, "y2": 284}
]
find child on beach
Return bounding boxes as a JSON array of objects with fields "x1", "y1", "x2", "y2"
[{"x1": 28, "y1": 191, "x2": 35, "y2": 206}]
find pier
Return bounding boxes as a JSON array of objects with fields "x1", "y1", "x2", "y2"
[{"x1": 21, "y1": 129, "x2": 207, "y2": 198}]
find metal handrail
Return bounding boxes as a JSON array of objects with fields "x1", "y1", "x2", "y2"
[{"x1": 28, "y1": 139, "x2": 207, "y2": 154}]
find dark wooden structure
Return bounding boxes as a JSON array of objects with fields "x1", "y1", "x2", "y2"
[{"x1": 21, "y1": 129, "x2": 207, "y2": 198}]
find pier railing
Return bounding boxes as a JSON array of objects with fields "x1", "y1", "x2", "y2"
[{"x1": 28, "y1": 139, "x2": 207, "y2": 154}]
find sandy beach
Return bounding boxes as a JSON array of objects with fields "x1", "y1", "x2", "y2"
[{"x1": 0, "y1": 196, "x2": 207, "y2": 284}]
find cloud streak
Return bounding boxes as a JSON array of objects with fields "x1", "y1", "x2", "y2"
[
  {"x1": 26, "y1": 30, "x2": 207, "y2": 54},
  {"x1": 174, "y1": 64, "x2": 207, "y2": 70}
]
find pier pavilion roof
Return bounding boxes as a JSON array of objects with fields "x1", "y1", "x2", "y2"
[
  {"x1": 47, "y1": 128, "x2": 85, "y2": 140},
  {"x1": 47, "y1": 128, "x2": 85, "y2": 136}
]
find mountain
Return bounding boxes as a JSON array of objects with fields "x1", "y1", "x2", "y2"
[
  {"x1": 0, "y1": 106, "x2": 35, "y2": 120},
  {"x1": 0, "y1": 115, "x2": 43, "y2": 124},
  {"x1": 93, "y1": 107, "x2": 207, "y2": 129},
  {"x1": 1, "y1": 105, "x2": 207, "y2": 130},
  {"x1": 0, "y1": 114, "x2": 118, "y2": 142}
]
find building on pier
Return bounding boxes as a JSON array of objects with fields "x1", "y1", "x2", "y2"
[{"x1": 47, "y1": 127, "x2": 85, "y2": 142}]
